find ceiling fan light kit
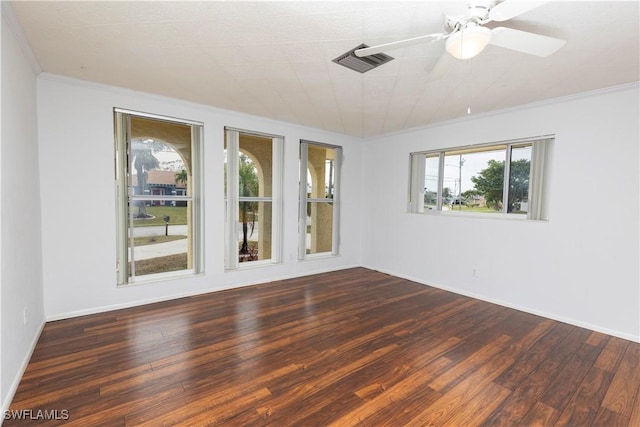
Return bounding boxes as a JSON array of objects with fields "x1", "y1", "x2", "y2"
[{"x1": 445, "y1": 24, "x2": 492, "y2": 60}]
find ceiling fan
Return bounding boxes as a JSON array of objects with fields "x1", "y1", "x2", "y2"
[{"x1": 354, "y1": 0, "x2": 566, "y2": 63}]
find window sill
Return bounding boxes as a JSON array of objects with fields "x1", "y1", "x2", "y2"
[
  {"x1": 225, "y1": 259, "x2": 281, "y2": 272},
  {"x1": 411, "y1": 210, "x2": 548, "y2": 222},
  {"x1": 301, "y1": 252, "x2": 340, "y2": 261},
  {"x1": 118, "y1": 269, "x2": 203, "y2": 288}
]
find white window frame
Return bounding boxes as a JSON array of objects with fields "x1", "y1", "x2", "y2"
[
  {"x1": 114, "y1": 108, "x2": 203, "y2": 285},
  {"x1": 409, "y1": 136, "x2": 552, "y2": 221},
  {"x1": 224, "y1": 128, "x2": 283, "y2": 270},
  {"x1": 298, "y1": 141, "x2": 342, "y2": 259}
]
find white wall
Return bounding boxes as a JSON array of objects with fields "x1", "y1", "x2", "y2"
[
  {"x1": 362, "y1": 84, "x2": 640, "y2": 342},
  {"x1": 37, "y1": 74, "x2": 363, "y2": 320},
  {"x1": 1, "y1": 11, "x2": 45, "y2": 412}
]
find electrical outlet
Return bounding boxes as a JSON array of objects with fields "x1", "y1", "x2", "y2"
[
  {"x1": 23, "y1": 307, "x2": 28, "y2": 326},
  {"x1": 472, "y1": 268, "x2": 478, "y2": 277}
]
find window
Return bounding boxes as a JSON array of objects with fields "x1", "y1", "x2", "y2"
[
  {"x1": 299, "y1": 141, "x2": 342, "y2": 258},
  {"x1": 224, "y1": 128, "x2": 283, "y2": 269},
  {"x1": 114, "y1": 110, "x2": 203, "y2": 285},
  {"x1": 409, "y1": 137, "x2": 551, "y2": 220}
]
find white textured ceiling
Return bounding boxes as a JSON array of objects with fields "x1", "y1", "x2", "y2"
[{"x1": 9, "y1": 1, "x2": 640, "y2": 137}]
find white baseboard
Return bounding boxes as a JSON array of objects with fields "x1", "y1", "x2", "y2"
[
  {"x1": 1, "y1": 320, "x2": 46, "y2": 423},
  {"x1": 371, "y1": 266, "x2": 640, "y2": 344}
]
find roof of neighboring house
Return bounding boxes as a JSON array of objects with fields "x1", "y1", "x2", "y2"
[{"x1": 131, "y1": 169, "x2": 186, "y2": 188}]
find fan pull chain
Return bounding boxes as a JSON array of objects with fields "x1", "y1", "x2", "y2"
[{"x1": 466, "y1": 58, "x2": 473, "y2": 114}]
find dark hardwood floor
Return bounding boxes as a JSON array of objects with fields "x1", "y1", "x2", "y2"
[{"x1": 6, "y1": 268, "x2": 640, "y2": 426}]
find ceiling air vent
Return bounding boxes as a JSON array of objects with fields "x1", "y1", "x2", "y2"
[{"x1": 332, "y1": 44, "x2": 394, "y2": 73}]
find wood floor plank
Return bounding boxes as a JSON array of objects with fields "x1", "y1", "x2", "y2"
[
  {"x1": 539, "y1": 340, "x2": 603, "y2": 410},
  {"x1": 594, "y1": 336, "x2": 630, "y2": 372},
  {"x1": 586, "y1": 330, "x2": 609, "y2": 347},
  {"x1": 629, "y1": 382, "x2": 640, "y2": 427},
  {"x1": 601, "y1": 343, "x2": 640, "y2": 417},
  {"x1": 253, "y1": 344, "x2": 400, "y2": 425},
  {"x1": 493, "y1": 321, "x2": 573, "y2": 391},
  {"x1": 4, "y1": 267, "x2": 639, "y2": 427},
  {"x1": 483, "y1": 325, "x2": 595, "y2": 426},
  {"x1": 326, "y1": 358, "x2": 447, "y2": 426},
  {"x1": 441, "y1": 381, "x2": 511, "y2": 426},
  {"x1": 358, "y1": 387, "x2": 441, "y2": 427},
  {"x1": 404, "y1": 336, "x2": 516, "y2": 426},
  {"x1": 429, "y1": 334, "x2": 513, "y2": 392},
  {"x1": 593, "y1": 406, "x2": 631, "y2": 427},
  {"x1": 519, "y1": 401, "x2": 560, "y2": 426},
  {"x1": 555, "y1": 366, "x2": 614, "y2": 426},
  {"x1": 279, "y1": 360, "x2": 406, "y2": 426}
]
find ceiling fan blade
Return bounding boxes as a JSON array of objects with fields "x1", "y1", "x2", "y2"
[
  {"x1": 490, "y1": 27, "x2": 566, "y2": 57},
  {"x1": 354, "y1": 33, "x2": 445, "y2": 57},
  {"x1": 489, "y1": 0, "x2": 549, "y2": 22}
]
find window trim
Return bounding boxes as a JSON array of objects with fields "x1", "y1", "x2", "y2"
[
  {"x1": 114, "y1": 107, "x2": 202, "y2": 126},
  {"x1": 298, "y1": 140, "x2": 342, "y2": 259},
  {"x1": 114, "y1": 109, "x2": 203, "y2": 286},
  {"x1": 409, "y1": 135, "x2": 552, "y2": 221}
]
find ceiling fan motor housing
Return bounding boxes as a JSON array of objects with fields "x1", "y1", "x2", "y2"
[
  {"x1": 447, "y1": 0, "x2": 496, "y2": 33},
  {"x1": 468, "y1": 0, "x2": 496, "y2": 20}
]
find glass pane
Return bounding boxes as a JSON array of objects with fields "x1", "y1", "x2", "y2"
[
  {"x1": 223, "y1": 147, "x2": 227, "y2": 196},
  {"x1": 125, "y1": 115, "x2": 196, "y2": 281},
  {"x1": 444, "y1": 148, "x2": 505, "y2": 213},
  {"x1": 306, "y1": 201, "x2": 333, "y2": 255},
  {"x1": 508, "y1": 145, "x2": 532, "y2": 214},
  {"x1": 307, "y1": 145, "x2": 336, "y2": 199},
  {"x1": 239, "y1": 155, "x2": 259, "y2": 198},
  {"x1": 238, "y1": 201, "x2": 272, "y2": 263},
  {"x1": 424, "y1": 154, "x2": 439, "y2": 210},
  {"x1": 129, "y1": 116, "x2": 192, "y2": 200},
  {"x1": 239, "y1": 134, "x2": 272, "y2": 198},
  {"x1": 128, "y1": 200, "x2": 192, "y2": 278}
]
